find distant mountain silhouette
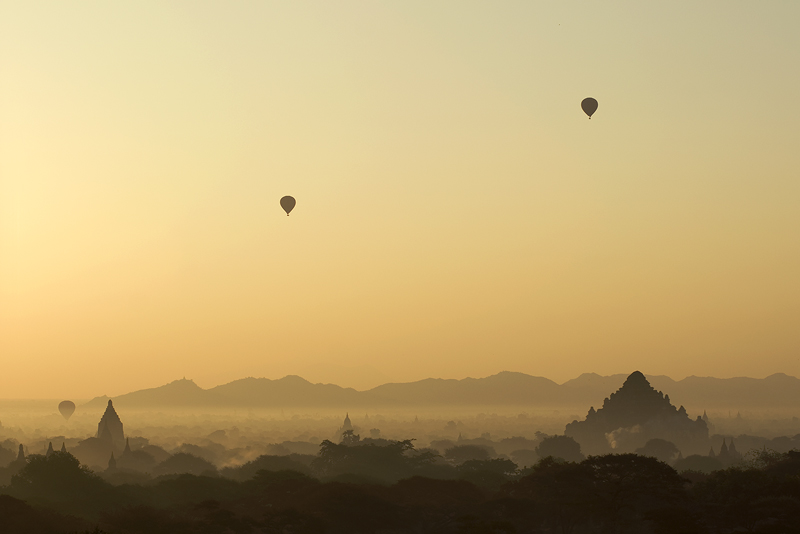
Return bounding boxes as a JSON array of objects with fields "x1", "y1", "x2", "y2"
[
  {"x1": 85, "y1": 378, "x2": 208, "y2": 409},
  {"x1": 84, "y1": 376, "x2": 367, "y2": 410},
  {"x1": 650, "y1": 373, "x2": 800, "y2": 410},
  {"x1": 368, "y1": 372, "x2": 561, "y2": 405},
  {"x1": 82, "y1": 372, "x2": 800, "y2": 412},
  {"x1": 208, "y1": 376, "x2": 365, "y2": 406}
]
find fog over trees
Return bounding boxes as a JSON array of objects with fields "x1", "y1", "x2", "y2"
[{"x1": 1, "y1": 371, "x2": 799, "y2": 532}]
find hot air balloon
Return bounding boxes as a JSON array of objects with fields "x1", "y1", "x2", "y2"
[
  {"x1": 581, "y1": 97, "x2": 598, "y2": 119},
  {"x1": 58, "y1": 400, "x2": 75, "y2": 421},
  {"x1": 280, "y1": 196, "x2": 296, "y2": 216}
]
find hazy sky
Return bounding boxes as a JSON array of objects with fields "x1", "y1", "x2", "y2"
[{"x1": 2, "y1": 2, "x2": 799, "y2": 398}]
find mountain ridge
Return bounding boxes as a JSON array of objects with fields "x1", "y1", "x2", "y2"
[{"x1": 82, "y1": 372, "x2": 800, "y2": 412}]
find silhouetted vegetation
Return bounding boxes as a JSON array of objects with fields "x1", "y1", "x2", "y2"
[
  {"x1": 635, "y1": 438, "x2": 681, "y2": 463},
  {"x1": 3, "y1": 371, "x2": 800, "y2": 531},
  {"x1": 535, "y1": 434, "x2": 585, "y2": 462},
  {"x1": 2, "y1": 441, "x2": 800, "y2": 533},
  {"x1": 312, "y1": 434, "x2": 438, "y2": 483}
]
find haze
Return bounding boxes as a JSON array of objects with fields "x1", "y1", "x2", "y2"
[{"x1": 1, "y1": 2, "x2": 799, "y2": 399}]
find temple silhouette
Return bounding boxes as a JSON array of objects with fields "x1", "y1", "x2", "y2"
[
  {"x1": 565, "y1": 371, "x2": 709, "y2": 455},
  {"x1": 709, "y1": 436, "x2": 742, "y2": 466},
  {"x1": 333, "y1": 413, "x2": 354, "y2": 442},
  {"x1": 96, "y1": 400, "x2": 125, "y2": 449}
]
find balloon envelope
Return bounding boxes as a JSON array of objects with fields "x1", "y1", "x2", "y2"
[
  {"x1": 58, "y1": 400, "x2": 75, "y2": 420},
  {"x1": 280, "y1": 196, "x2": 296, "y2": 216},
  {"x1": 581, "y1": 97, "x2": 598, "y2": 118}
]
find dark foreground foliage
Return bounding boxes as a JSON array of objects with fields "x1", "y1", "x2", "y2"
[{"x1": 1, "y1": 449, "x2": 800, "y2": 533}]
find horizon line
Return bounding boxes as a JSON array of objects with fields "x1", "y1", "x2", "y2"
[{"x1": 10, "y1": 370, "x2": 793, "y2": 403}]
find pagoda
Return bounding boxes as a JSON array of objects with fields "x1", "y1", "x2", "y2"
[
  {"x1": 565, "y1": 371, "x2": 708, "y2": 455},
  {"x1": 96, "y1": 399, "x2": 125, "y2": 449}
]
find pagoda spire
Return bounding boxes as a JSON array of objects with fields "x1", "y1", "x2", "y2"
[{"x1": 96, "y1": 399, "x2": 125, "y2": 447}]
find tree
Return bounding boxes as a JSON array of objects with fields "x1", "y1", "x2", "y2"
[
  {"x1": 100, "y1": 505, "x2": 197, "y2": 534},
  {"x1": 312, "y1": 438, "x2": 428, "y2": 482},
  {"x1": 693, "y1": 468, "x2": 773, "y2": 532},
  {"x1": 0, "y1": 444, "x2": 16, "y2": 468},
  {"x1": 744, "y1": 447, "x2": 787, "y2": 471},
  {"x1": 249, "y1": 469, "x2": 316, "y2": 490},
  {"x1": 692, "y1": 457, "x2": 800, "y2": 533},
  {"x1": 10, "y1": 452, "x2": 112, "y2": 518},
  {"x1": 302, "y1": 482, "x2": 405, "y2": 532},
  {"x1": 150, "y1": 474, "x2": 243, "y2": 508},
  {"x1": 340, "y1": 429, "x2": 361, "y2": 446},
  {"x1": 583, "y1": 454, "x2": 688, "y2": 533},
  {"x1": 117, "y1": 449, "x2": 157, "y2": 473},
  {"x1": 535, "y1": 435, "x2": 584, "y2": 462},
  {"x1": 762, "y1": 449, "x2": 800, "y2": 479},
  {"x1": 635, "y1": 439, "x2": 680, "y2": 464},
  {"x1": 444, "y1": 445, "x2": 491, "y2": 465},
  {"x1": 458, "y1": 458, "x2": 518, "y2": 476},
  {"x1": 0, "y1": 495, "x2": 87, "y2": 534},
  {"x1": 457, "y1": 458, "x2": 519, "y2": 491},
  {"x1": 152, "y1": 453, "x2": 217, "y2": 476},
  {"x1": 221, "y1": 454, "x2": 312, "y2": 481},
  {"x1": 673, "y1": 454, "x2": 723, "y2": 474},
  {"x1": 510, "y1": 457, "x2": 594, "y2": 534},
  {"x1": 390, "y1": 476, "x2": 484, "y2": 508},
  {"x1": 510, "y1": 449, "x2": 539, "y2": 468}
]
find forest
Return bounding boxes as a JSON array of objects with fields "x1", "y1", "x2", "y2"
[{"x1": 1, "y1": 433, "x2": 799, "y2": 534}]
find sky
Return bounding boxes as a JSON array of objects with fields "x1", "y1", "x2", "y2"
[{"x1": 1, "y1": 1, "x2": 799, "y2": 399}]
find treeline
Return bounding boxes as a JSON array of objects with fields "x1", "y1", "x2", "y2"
[{"x1": 1, "y1": 439, "x2": 799, "y2": 533}]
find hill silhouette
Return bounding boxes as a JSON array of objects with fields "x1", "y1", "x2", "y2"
[
  {"x1": 367, "y1": 372, "x2": 561, "y2": 405},
  {"x1": 83, "y1": 371, "x2": 800, "y2": 412},
  {"x1": 209, "y1": 375, "x2": 366, "y2": 406},
  {"x1": 84, "y1": 376, "x2": 368, "y2": 410}
]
